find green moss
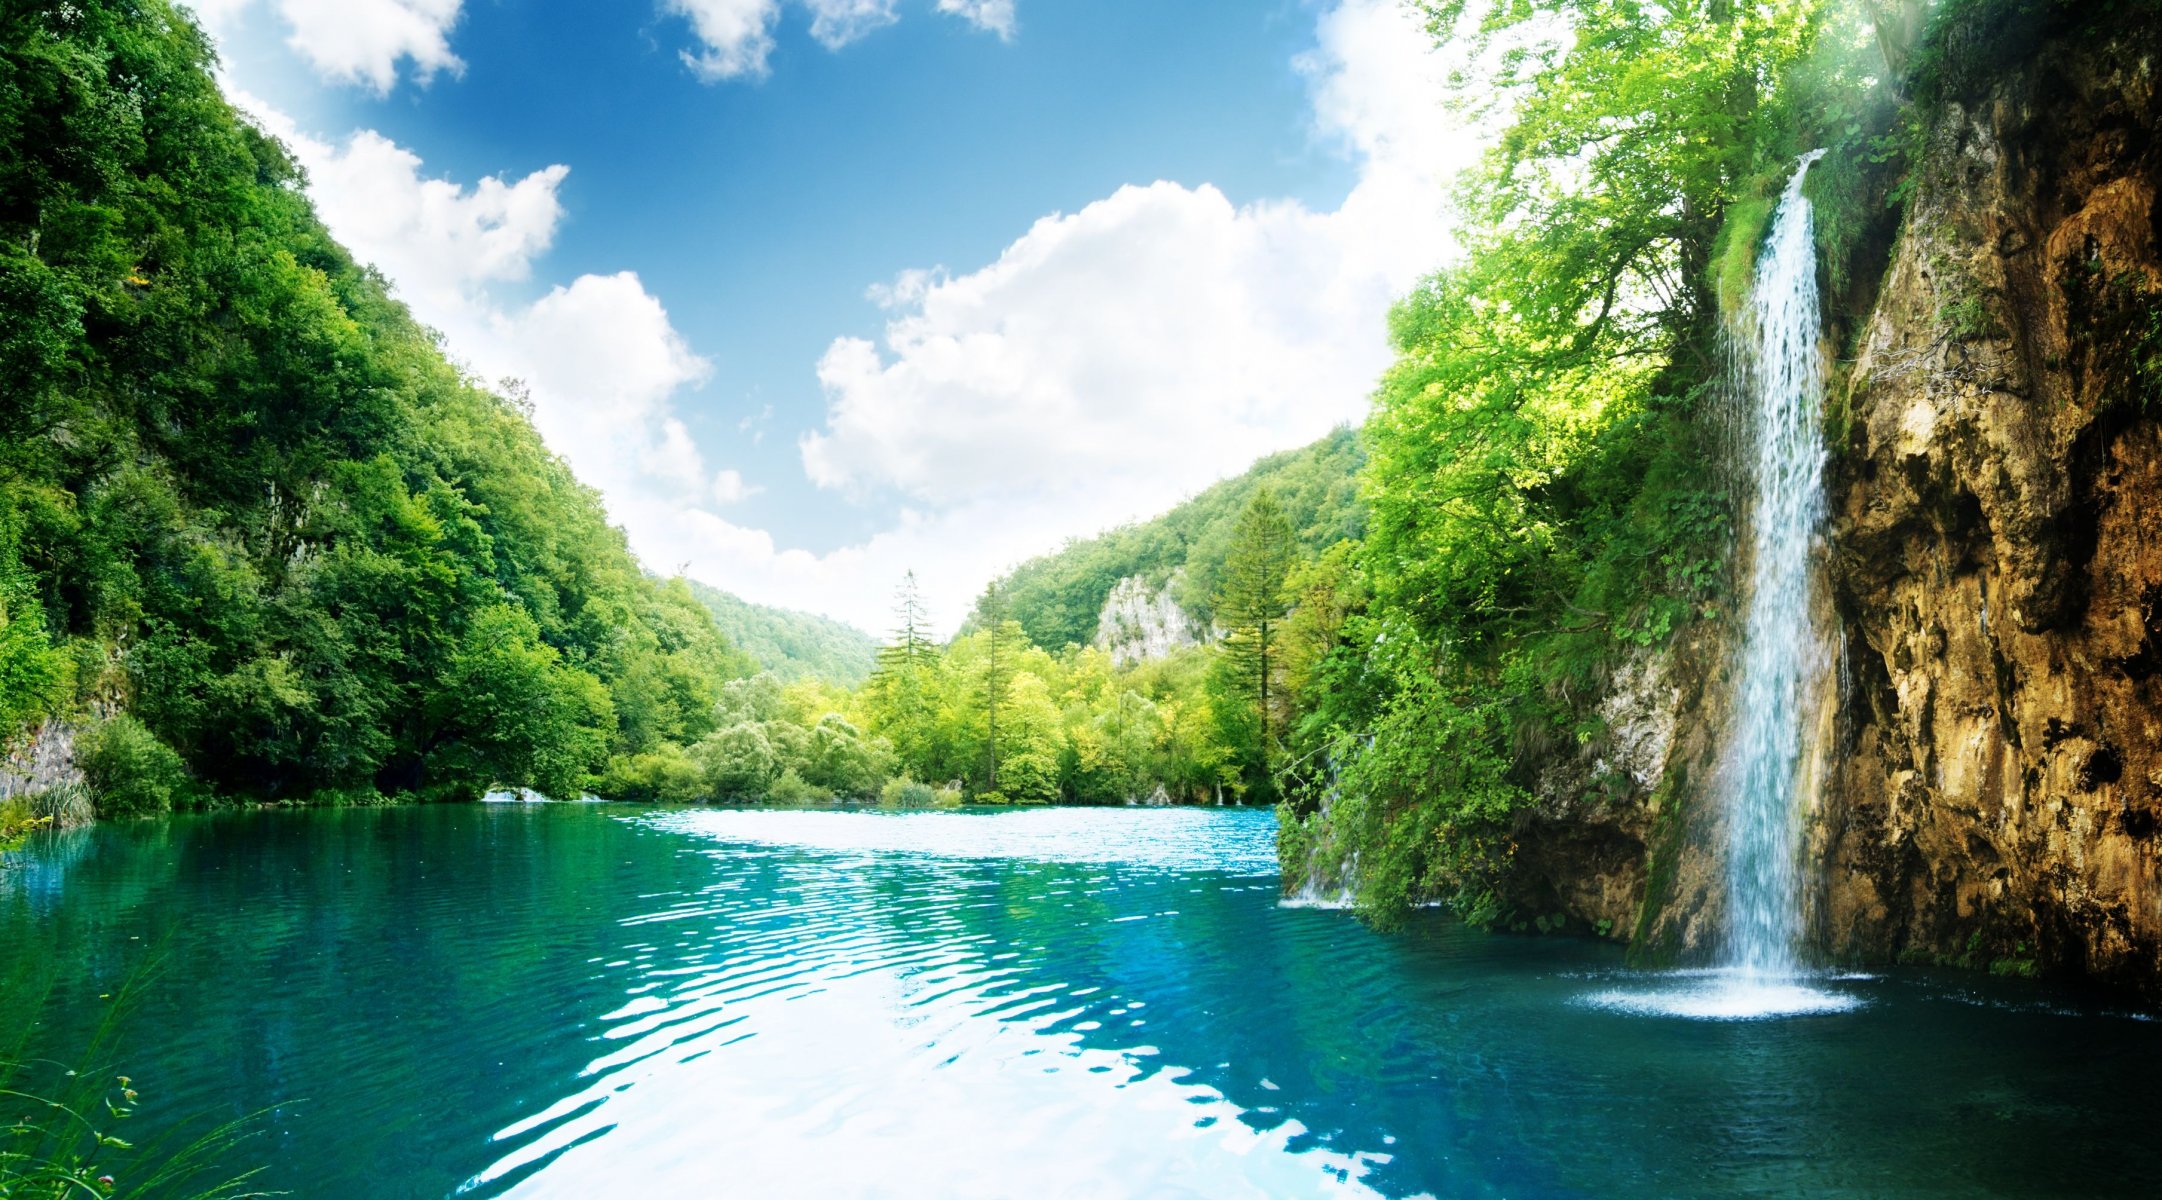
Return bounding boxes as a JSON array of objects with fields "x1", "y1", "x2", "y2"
[{"x1": 1712, "y1": 197, "x2": 1774, "y2": 322}]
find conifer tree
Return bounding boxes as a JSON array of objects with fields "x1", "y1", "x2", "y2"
[
  {"x1": 869, "y1": 572, "x2": 935, "y2": 777},
  {"x1": 975, "y1": 583, "x2": 1028, "y2": 795},
  {"x1": 1216, "y1": 488, "x2": 1296, "y2": 776}
]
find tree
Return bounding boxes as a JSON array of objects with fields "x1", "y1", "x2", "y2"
[
  {"x1": 868, "y1": 572, "x2": 940, "y2": 776},
  {"x1": 694, "y1": 721, "x2": 779, "y2": 799},
  {"x1": 1216, "y1": 488, "x2": 1296, "y2": 788},
  {"x1": 973, "y1": 583, "x2": 1030, "y2": 795}
]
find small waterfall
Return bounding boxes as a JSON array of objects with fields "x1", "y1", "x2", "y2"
[{"x1": 1720, "y1": 149, "x2": 1829, "y2": 980}]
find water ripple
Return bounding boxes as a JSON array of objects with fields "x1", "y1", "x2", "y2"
[{"x1": 461, "y1": 807, "x2": 1389, "y2": 1199}]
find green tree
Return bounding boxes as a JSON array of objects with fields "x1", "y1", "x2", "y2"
[
  {"x1": 696, "y1": 721, "x2": 779, "y2": 799},
  {"x1": 867, "y1": 572, "x2": 941, "y2": 777},
  {"x1": 973, "y1": 583, "x2": 1030, "y2": 796},
  {"x1": 1215, "y1": 487, "x2": 1296, "y2": 790}
]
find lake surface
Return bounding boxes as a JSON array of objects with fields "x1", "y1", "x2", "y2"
[{"x1": 6, "y1": 803, "x2": 2162, "y2": 1198}]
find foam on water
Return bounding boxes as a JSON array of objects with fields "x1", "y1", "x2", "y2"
[{"x1": 1581, "y1": 969, "x2": 1862, "y2": 1021}]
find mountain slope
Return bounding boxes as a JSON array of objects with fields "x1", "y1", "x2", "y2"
[
  {"x1": 0, "y1": 0, "x2": 751, "y2": 806},
  {"x1": 971, "y1": 426, "x2": 1366, "y2": 650},
  {"x1": 684, "y1": 581, "x2": 880, "y2": 685}
]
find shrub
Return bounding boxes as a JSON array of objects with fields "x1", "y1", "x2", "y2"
[
  {"x1": 595, "y1": 744, "x2": 707, "y2": 803},
  {"x1": 768, "y1": 768, "x2": 833, "y2": 805},
  {"x1": 78, "y1": 715, "x2": 197, "y2": 817},
  {"x1": 0, "y1": 797, "x2": 44, "y2": 850},
  {"x1": 879, "y1": 777, "x2": 936, "y2": 807}
]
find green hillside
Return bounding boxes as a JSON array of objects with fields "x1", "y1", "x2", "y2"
[
  {"x1": 682, "y1": 581, "x2": 879, "y2": 685},
  {"x1": 0, "y1": 1, "x2": 755, "y2": 806},
  {"x1": 971, "y1": 426, "x2": 1365, "y2": 649}
]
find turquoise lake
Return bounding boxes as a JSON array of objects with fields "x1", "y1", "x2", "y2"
[{"x1": 6, "y1": 803, "x2": 2162, "y2": 1198}]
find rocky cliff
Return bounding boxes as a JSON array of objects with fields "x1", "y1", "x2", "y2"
[
  {"x1": 1817, "y1": 12, "x2": 2162, "y2": 988},
  {"x1": 1094, "y1": 575, "x2": 1206, "y2": 667}
]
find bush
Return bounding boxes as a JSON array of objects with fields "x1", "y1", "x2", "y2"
[
  {"x1": 78, "y1": 714, "x2": 199, "y2": 817},
  {"x1": 0, "y1": 796, "x2": 44, "y2": 850},
  {"x1": 595, "y1": 744, "x2": 707, "y2": 803},
  {"x1": 693, "y1": 721, "x2": 779, "y2": 799},
  {"x1": 767, "y1": 768, "x2": 833, "y2": 805},
  {"x1": 879, "y1": 777, "x2": 937, "y2": 808},
  {"x1": 931, "y1": 784, "x2": 964, "y2": 809}
]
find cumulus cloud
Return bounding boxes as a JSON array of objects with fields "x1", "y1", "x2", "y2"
[
  {"x1": 663, "y1": 0, "x2": 782, "y2": 81},
  {"x1": 665, "y1": 0, "x2": 1016, "y2": 81},
  {"x1": 758, "y1": 0, "x2": 1479, "y2": 627},
  {"x1": 935, "y1": 0, "x2": 1016, "y2": 39},
  {"x1": 196, "y1": 0, "x2": 464, "y2": 92},
  {"x1": 231, "y1": 91, "x2": 731, "y2": 527}
]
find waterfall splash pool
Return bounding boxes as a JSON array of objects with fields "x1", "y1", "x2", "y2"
[{"x1": 8, "y1": 803, "x2": 2162, "y2": 1198}]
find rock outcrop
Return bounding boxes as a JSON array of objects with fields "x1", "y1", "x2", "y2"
[
  {"x1": 1094, "y1": 575, "x2": 1204, "y2": 667},
  {"x1": 2, "y1": 719, "x2": 93, "y2": 826},
  {"x1": 1816, "y1": 18, "x2": 2162, "y2": 988}
]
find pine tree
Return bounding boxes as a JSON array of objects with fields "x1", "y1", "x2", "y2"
[
  {"x1": 869, "y1": 572, "x2": 936, "y2": 778},
  {"x1": 1216, "y1": 487, "x2": 1296, "y2": 778},
  {"x1": 975, "y1": 582, "x2": 1028, "y2": 795}
]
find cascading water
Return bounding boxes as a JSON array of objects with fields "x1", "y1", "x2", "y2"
[
  {"x1": 1584, "y1": 151, "x2": 1859, "y2": 1019},
  {"x1": 1720, "y1": 148, "x2": 1829, "y2": 981}
]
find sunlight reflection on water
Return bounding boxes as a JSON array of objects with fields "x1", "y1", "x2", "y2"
[
  {"x1": 639, "y1": 805, "x2": 1283, "y2": 875},
  {"x1": 462, "y1": 807, "x2": 1390, "y2": 1199}
]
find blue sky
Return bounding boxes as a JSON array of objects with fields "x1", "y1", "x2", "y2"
[{"x1": 197, "y1": 0, "x2": 1471, "y2": 632}]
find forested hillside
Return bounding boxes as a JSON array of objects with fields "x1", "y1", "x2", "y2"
[
  {"x1": 0, "y1": 0, "x2": 756, "y2": 812},
  {"x1": 683, "y1": 580, "x2": 879, "y2": 685},
  {"x1": 969, "y1": 426, "x2": 1364, "y2": 650}
]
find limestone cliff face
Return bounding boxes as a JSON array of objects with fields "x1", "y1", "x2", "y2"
[
  {"x1": 1094, "y1": 575, "x2": 1204, "y2": 667},
  {"x1": 1817, "y1": 20, "x2": 2162, "y2": 988},
  {"x1": 2, "y1": 719, "x2": 93, "y2": 826}
]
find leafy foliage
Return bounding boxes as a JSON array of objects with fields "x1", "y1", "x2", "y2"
[{"x1": 76, "y1": 714, "x2": 198, "y2": 818}]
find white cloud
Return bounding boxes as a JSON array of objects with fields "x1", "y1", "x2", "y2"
[
  {"x1": 495, "y1": 274, "x2": 716, "y2": 500},
  {"x1": 196, "y1": 0, "x2": 464, "y2": 92},
  {"x1": 803, "y1": 0, "x2": 901, "y2": 49},
  {"x1": 665, "y1": 0, "x2": 1015, "y2": 81},
  {"x1": 935, "y1": 0, "x2": 1016, "y2": 39},
  {"x1": 664, "y1": 0, "x2": 781, "y2": 81},
  {"x1": 711, "y1": 469, "x2": 764, "y2": 504}
]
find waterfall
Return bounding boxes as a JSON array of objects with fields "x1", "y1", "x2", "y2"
[
  {"x1": 1720, "y1": 149, "x2": 1829, "y2": 979},
  {"x1": 1579, "y1": 152, "x2": 1859, "y2": 1019}
]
